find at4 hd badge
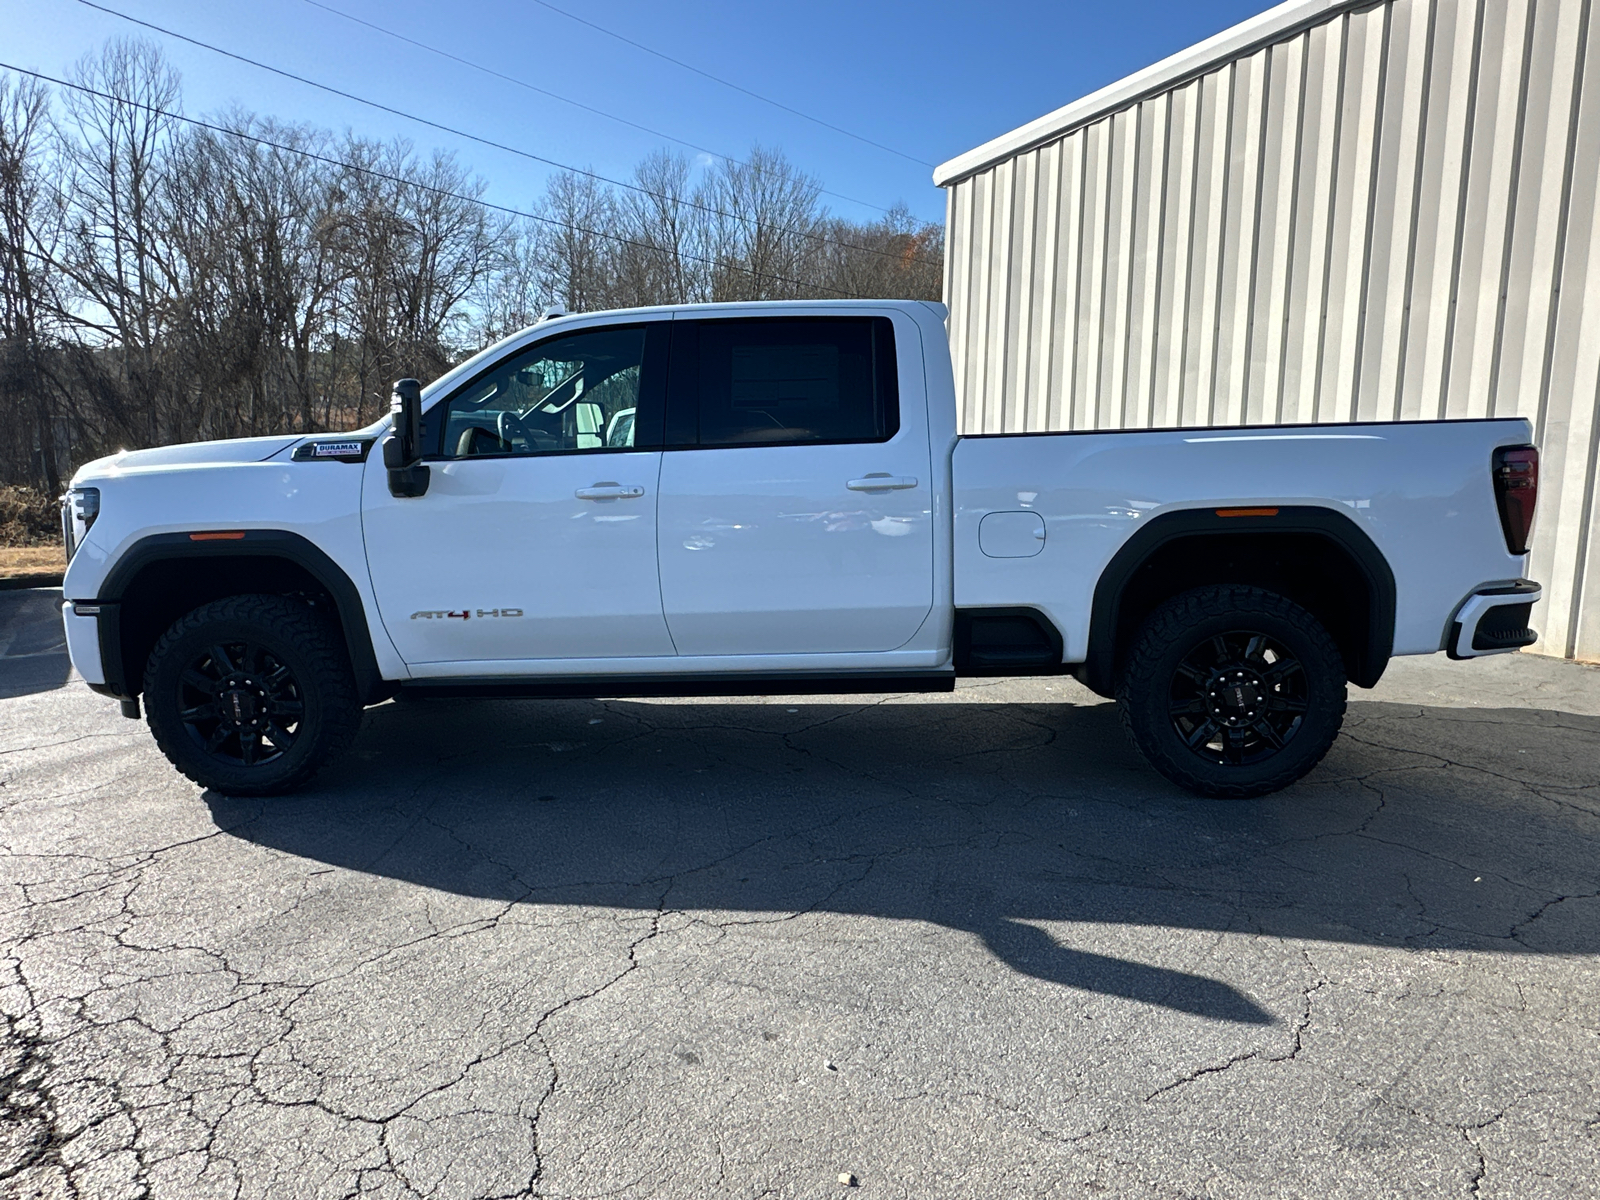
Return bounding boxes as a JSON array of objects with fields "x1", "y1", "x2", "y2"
[{"x1": 410, "y1": 608, "x2": 525, "y2": 620}]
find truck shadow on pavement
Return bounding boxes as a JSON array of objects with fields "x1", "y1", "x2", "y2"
[{"x1": 205, "y1": 691, "x2": 1600, "y2": 1027}]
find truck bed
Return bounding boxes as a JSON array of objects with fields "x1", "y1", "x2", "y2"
[{"x1": 953, "y1": 417, "x2": 1533, "y2": 667}]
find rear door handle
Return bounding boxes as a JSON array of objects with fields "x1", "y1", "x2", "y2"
[
  {"x1": 846, "y1": 475, "x2": 918, "y2": 492},
  {"x1": 575, "y1": 483, "x2": 646, "y2": 500}
]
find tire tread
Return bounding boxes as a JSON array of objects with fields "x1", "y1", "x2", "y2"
[
  {"x1": 1115, "y1": 584, "x2": 1347, "y2": 798},
  {"x1": 144, "y1": 594, "x2": 360, "y2": 795}
]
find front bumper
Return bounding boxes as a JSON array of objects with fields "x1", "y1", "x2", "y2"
[
  {"x1": 1447, "y1": 581, "x2": 1541, "y2": 659},
  {"x1": 61, "y1": 601, "x2": 107, "y2": 686}
]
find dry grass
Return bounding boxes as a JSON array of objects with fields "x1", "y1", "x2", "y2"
[{"x1": 0, "y1": 545, "x2": 66, "y2": 579}]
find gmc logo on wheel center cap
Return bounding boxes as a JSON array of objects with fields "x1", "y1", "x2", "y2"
[{"x1": 410, "y1": 609, "x2": 525, "y2": 620}]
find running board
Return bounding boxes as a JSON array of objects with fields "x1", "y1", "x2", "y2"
[{"x1": 396, "y1": 671, "x2": 957, "y2": 701}]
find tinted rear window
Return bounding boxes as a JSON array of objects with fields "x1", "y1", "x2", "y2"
[{"x1": 668, "y1": 317, "x2": 898, "y2": 447}]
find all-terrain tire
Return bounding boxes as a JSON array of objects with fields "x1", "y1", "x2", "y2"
[
  {"x1": 144, "y1": 594, "x2": 361, "y2": 796},
  {"x1": 1116, "y1": 585, "x2": 1347, "y2": 798}
]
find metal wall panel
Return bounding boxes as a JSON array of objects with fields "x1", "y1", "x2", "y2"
[{"x1": 941, "y1": 0, "x2": 1600, "y2": 661}]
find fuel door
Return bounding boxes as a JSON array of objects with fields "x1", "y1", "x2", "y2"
[{"x1": 979, "y1": 511, "x2": 1046, "y2": 558}]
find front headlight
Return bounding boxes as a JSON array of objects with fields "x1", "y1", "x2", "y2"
[{"x1": 61, "y1": 486, "x2": 100, "y2": 560}]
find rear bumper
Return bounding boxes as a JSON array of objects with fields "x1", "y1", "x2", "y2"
[{"x1": 1447, "y1": 581, "x2": 1541, "y2": 659}]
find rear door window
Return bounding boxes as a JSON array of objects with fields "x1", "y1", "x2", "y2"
[{"x1": 666, "y1": 317, "x2": 898, "y2": 447}]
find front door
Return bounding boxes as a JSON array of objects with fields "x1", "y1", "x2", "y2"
[
  {"x1": 363, "y1": 321, "x2": 675, "y2": 666},
  {"x1": 656, "y1": 313, "x2": 934, "y2": 657}
]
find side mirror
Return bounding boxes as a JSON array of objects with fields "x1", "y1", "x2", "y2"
[{"x1": 383, "y1": 378, "x2": 430, "y2": 498}]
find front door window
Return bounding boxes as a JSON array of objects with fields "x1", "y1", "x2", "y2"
[{"x1": 441, "y1": 326, "x2": 648, "y2": 458}]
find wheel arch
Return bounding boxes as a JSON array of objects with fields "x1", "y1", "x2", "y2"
[
  {"x1": 1080, "y1": 506, "x2": 1396, "y2": 698},
  {"x1": 89, "y1": 530, "x2": 388, "y2": 705}
]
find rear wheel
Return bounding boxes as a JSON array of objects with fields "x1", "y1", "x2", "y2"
[
  {"x1": 1116, "y1": 585, "x2": 1347, "y2": 798},
  {"x1": 144, "y1": 594, "x2": 361, "y2": 795}
]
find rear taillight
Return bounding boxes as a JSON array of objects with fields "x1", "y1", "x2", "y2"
[{"x1": 1492, "y1": 445, "x2": 1538, "y2": 556}]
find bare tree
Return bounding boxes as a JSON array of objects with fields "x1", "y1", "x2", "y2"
[
  {"x1": 471, "y1": 215, "x2": 553, "y2": 345},
  {"x1": 57, "y1": 38, "x2": 182, "y2": 445},
  {"x1": 699, "y1": 146, "x2": 821, "y2": 301},
  {"x1": 535, "y1": 170, "x2": 618, "y2": 314},
  {"x1": 612, "y1": 150, "x2": 705, "y2": 306},
  {"x1": 0, "y1": 76, "x2": 70, "y2": 491},
  {"x1": 811, "y1": 202, "x2": 944, "y2": 305},
  {"x1": 164, "y1": 115, "x2": 347, "y2": 436},
  {"x1": 388, "y1": 149, "x2": 497, "y2": 376},
  {"x1": 322, "y1": 139, "x2": 494, "y2": 420}
]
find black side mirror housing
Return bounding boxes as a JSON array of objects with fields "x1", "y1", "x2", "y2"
[
  {"x1": 384, "y1": 378, "x2": 430, "y2": 498},
  {"x1": 381, "y1": 436, "x2": 430, "y2": 498}
]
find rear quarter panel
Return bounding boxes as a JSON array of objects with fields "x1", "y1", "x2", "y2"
[{"x1": 952, "y1": 419, "x2": 1534, "y2": 662}]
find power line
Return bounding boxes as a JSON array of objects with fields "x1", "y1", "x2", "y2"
[
  {"x1": 296, "y1": 0, "x2": 906, "y2": 218},
  {"x1": 74, "y1": 0, "x2": 942, "y2": 271},
  {"x1": 525, "y1": 0, "x2": 935, "y2": 169},
  {"x1": 0, "y1": 60, "x2": 870, "y2": 301}
]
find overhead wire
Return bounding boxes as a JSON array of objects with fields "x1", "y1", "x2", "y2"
[
  {"x1": 524, "y1": 0, "x2": 935, "y2": 168},
  {"x1": 296, "y1": 0, "x2": 908, "y2": 218},
  {"x1": 0, "y1": 60, "x2": 872, "y2": 301},
  {"x1": 74, "y1": 0, "x2": 943, "y2": 271}
]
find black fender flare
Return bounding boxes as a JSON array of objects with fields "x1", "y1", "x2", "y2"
[
  {"x1": 1080, "y1": 505, "x2": 1397, "y2": 696},
  {"x1": 88, "y1": 529, "x2": 387, "y2": 704}
]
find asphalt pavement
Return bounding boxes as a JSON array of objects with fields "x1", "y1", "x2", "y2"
[{"x1": 1, "y1": 587, "x2": 1597, "y2": 1199}]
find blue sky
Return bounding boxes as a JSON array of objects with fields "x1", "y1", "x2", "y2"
[{"x1": 3, "y1": 0, "x2": 1269, "y2": 225}]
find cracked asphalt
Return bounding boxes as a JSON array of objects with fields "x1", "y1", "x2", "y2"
[{"x1": 1, "y1": 587, "x2": 1598, "y2": 1199}]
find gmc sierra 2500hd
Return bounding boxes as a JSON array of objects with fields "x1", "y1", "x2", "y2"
[{"x1": 59, "y1": 300, "x2": 1541, "y2": 798}]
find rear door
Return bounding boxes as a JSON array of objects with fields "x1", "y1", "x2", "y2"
[
  {"x1": 656, "y1": 312, "x2": 933, "y2": 656},
  {"x1": 363, "y1": 321, "x2": 675, "y2": 666}
]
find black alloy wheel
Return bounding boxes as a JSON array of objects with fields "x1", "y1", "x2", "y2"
[
  {"x1": 177, "y1": 639, "x2": 304, "y2": 768},
  {"x1": 144, "y1": 594, "x2": 362, "y2": 795},
  {"x1": 1168, "y1": 630, "x2": 1308, "y2": 766},
  {"x1": 1116, "y1": 585, "x2": 1347, "y2": 798}
]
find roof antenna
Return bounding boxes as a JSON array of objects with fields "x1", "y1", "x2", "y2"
[{"x1": 539, "y1": 304, "x2": 568, "y2": 322}]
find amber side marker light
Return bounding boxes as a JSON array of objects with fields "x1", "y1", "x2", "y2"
[
  {"x1": 1216, "y1": 507, "x2": 1279, "y2": 518},
  {"x1": 188, "y1": 531, "x2": 247, "y2": 541}
]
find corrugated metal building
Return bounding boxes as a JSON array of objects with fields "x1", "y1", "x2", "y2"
[{"x1": 936, "y1": 0, "x2": 1600, "y2": 661}]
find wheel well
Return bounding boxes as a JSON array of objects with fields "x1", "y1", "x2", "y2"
[
  {"x1": 115, "y1": 557, "x2": 337, "y2": 696},
  {"x1": 1082, "y1": 509, "x2": 1395, "y2": 697},
  {"x1": 94, "y1": 532, "x2": 388, "y2": 705}
]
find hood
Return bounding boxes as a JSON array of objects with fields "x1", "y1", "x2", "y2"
[{"x1": 74, "y1": 434, "x2": 303, "y2": 479}]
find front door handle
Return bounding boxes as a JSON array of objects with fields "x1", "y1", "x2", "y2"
[
  {"x1": 575, "y1": 483, "x2": 646, "y2": 500},
  {"x1": 846, "y1": 474, "x2": 918, "y2": 492}
]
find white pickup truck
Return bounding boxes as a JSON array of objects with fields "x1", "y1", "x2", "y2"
[{"x1": 59, "y1": 300, "x2": 1541, "y2": 799}]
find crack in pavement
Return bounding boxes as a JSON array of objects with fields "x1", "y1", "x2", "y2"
[{"x1": 1143, "y1": 956, "x2": 1328, "y2": 1104}]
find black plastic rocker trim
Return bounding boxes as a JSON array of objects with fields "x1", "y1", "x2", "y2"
[
  {"x1": 953, "y1": 607, "x2": 1068, "y2": 674},
  {"x1": 397, "y1": 671, "x2": 956, "y2": 701}
]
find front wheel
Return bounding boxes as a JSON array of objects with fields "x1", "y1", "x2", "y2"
[
  {"x1": 144, "y1": 594, "x2": 362, "y2": 796},
  {"x1": 1116, "y1": 585, "x2": 1347, "y2": 798}
]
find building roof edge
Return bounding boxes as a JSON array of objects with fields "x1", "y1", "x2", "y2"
[{"x1": 933, "y1": 0, "x2": 1369, "y2": 188}]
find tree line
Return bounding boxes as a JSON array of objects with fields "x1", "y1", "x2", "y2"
[{"x1": 0, "y1": 38, "x2": 944, "y2": 494}]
